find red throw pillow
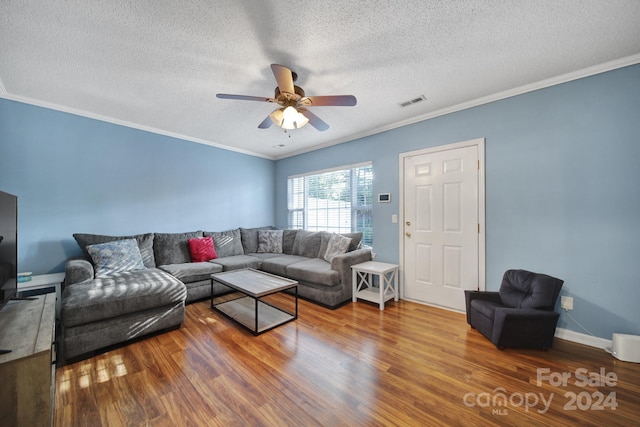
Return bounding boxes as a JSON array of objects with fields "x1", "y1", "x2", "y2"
[{"x1": 188, "y1": 236, "x2": 217, "y2": 262}]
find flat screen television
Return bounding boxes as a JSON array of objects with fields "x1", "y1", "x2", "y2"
[{"x1": 0, "y1": 190, "x2": 18, "y2": 310}]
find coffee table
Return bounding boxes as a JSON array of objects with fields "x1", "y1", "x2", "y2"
[{"x1": 210, "y1": 269, "x2": 298, "y2": 335}]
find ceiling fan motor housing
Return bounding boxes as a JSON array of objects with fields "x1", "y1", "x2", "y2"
[{"x1": 274, "y1": 85, "x2": 305, "y2": 104}]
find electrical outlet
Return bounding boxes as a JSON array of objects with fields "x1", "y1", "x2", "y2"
[{"x1": 561, "y1": 296, "x2": 574, "y2": 311}]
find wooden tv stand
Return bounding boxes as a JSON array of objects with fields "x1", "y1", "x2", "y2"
[{"x1": 0, "y1": 294, "x2": 56, "y2": 426}]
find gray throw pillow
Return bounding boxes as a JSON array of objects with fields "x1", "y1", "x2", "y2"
[{"x1": 87, "y1": 239, "x2": 146, "y2": 278}]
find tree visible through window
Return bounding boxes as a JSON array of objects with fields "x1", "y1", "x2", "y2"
[{"x1": 288, "y1": 162, "x2": 373, "y2": 247}]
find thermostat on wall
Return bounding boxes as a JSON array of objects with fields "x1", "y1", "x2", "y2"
[{"x1": 378, "y1": 193, "x2": 391, "y2": 203}]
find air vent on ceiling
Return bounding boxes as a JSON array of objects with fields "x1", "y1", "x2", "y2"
[{"x1": 399, "y1": 95, "x2": 427, "y2": 108}]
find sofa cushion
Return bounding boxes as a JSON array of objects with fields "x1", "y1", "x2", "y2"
[
  {"x1": 74, "y1": 232, "x2": 156, "y2": 268},
  {"x1": 87, "y1": 239, "x2": 147, "y2": 278},
  {"x1": 286, "y1": 258, "x2": 340, "y2": 287},
  {"x1": 292, "y1": 230, "x2": 323, "y2": 258},
  {"x1": 240, "y1": 227, "x2": 273, "y2": 254},
  {"x1": 260, "y1": 254, "x2": 309, "y2": 277},
  {"x1": 61, "y1": 268, "x2": 186, "y2": 327},
  {"x1": 209, "y1": 254, "x2": 261, "y2": 271},
  {"x1": 257, "y1": 229, "x2": 284, "y2": 253},
  {"x1": 499, "y1": 269, "x2": 563, "y2": 309},
  {"x1": 323, "y1": 234, "x2": 352, "y2": 262},
  {"x1": 205, "y1": 229, "x2": 244, "y2": 258},
  {"x1": 154, "y1": 231, "x2": 203, "y2": 266},
  {"x1": 159, "y1": 262, "x2": 223, "y2": 283},
  {"x1": 247, "y1": 253, "x2": 282, "y2": 261},
  {"x1": 188, "y1": 236, "x2": 217, "y2": 262},
  {"x1": 282, "y1": 229, "x2": 298, "y2": 254}
]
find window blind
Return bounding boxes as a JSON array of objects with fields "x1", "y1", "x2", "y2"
[{"x1": 287, "y1": 162, "x2": 373, "y2": 246}]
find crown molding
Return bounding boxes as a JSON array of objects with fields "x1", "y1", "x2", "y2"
[
  {"x1": 2, "y1": 54, "x2": 638, "y2": 162},
  {"x1": 275, "y1": 54, "x2": 640, "y2": 160},
  {"x1": 0, "y1": 93, "x2": 274, "y2": 160}
]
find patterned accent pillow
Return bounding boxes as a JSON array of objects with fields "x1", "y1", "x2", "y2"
[
  {"x1": 257, "y1": 229, "x2": 284, "y2": 253},
  {"x1": 323, "y1": 233, "x2": 352, "y2": 262},
  {"x1": 188, "y1": 236, "x2": 217, "y2": 262},
  {"x1": 74, "y1": 232, "x2": 156, "y2": 268},
  {"x1": 86, "y1": 239, "x2": 146, "y2": 278}
]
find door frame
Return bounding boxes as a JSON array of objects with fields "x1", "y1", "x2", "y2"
[{"x1": 398, "y1": 138, "x2": 486, "y2": 303}]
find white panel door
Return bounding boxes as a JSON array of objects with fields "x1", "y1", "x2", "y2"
[{"x1": 403, "y1": 144, "x2": 480, "y2": 311}]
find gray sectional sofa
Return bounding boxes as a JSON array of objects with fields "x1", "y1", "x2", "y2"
[{"x1": 61, "y1": 227, "x2": 372, "y2": 360}]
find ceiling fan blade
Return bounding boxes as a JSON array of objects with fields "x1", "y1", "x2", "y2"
[
  {"x1": 300, "y1": 95, "x2": 357, "y2": 107},
  {"x1": 216, "y1": 93, "x2": 274, "y2": 102},
  {"x1": 299, "y1": 108, "x2": 329, "y2": 132},
  {"x1": 258, "y1": 115, "x2": 274, "y2": 129},
  {"x1": 271, "y1": 64, "x2": 295, "y2": 94}
]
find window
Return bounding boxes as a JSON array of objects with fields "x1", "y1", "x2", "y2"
[{"x1": 287, "y1": 162, "x2": 373, "y2": 246}]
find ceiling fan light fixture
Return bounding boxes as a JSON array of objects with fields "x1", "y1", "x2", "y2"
[{"x1": 270, "y1": 106, "x2": 309, "y2": 130}]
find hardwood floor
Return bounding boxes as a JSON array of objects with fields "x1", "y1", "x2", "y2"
[{"x1": 55, "y1": 297, "x2": 640, "y2": 426}]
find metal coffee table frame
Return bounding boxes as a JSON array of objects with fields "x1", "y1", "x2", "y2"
[{"x1": 211, "y1": 269, "x2": 298, "y2": 335}]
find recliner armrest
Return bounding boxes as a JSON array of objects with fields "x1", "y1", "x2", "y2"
[
  {"x1": 492, "y1": 307, "x2": 560, "y2": 349},
  {"x1": 464, "y1": 290, "x2": 501, "y2": 324}
]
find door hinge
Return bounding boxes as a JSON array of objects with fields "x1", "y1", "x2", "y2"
[
  {"x1": 478, "y1": 223, "x2": 480, "y2": 233},
  {"x1": 477, "y1": 160, "x2": 480, "y2": 170}
]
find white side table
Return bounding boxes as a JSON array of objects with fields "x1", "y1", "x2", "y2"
[
  {"x1": 17, "y1": 272, "x2": 65, "y2": 319},
  {"x1": 351, "y1": 261, "x2": 399, "y2": 310}
]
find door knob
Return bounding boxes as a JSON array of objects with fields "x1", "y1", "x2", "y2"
[{"x1": 405, "y1": 232, "x2": 411, "y2": 237}]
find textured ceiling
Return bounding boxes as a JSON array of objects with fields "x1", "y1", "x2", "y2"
[{"x1": 1, "y1": 1, "x2": 639, "y2": 159}]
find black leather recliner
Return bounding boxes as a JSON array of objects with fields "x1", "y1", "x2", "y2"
[{"x1": 465, "y1": 269, "x2": 564, "y2": 350}]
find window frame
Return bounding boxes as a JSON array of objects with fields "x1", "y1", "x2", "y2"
[{"x1": 287, "y1": 162, "x2": 373, "y2": 246}]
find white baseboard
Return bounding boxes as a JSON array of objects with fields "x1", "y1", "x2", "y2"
[{"x1": 555, "y1": 327, "x2": 612, "y2": 350}]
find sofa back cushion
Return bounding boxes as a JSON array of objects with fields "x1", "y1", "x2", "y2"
[
  {"x1": 499, "y1": 269, "x2": 564, "y2": 310},
  {"x1": 282, "y1": 229, "x2": 298, "y2": 254},
  {"x1": 204, "y1": 228, "x2": 244, "y2": 258},
  {"x1": 154, "y1": 231, "x2": 203, "y2": 266},
  {"x1": 292, "y1": 230, "x2": 323, "y2": 258},
  {"x1": 239, "y1": 226, "x2": 274, "y2": 254},
  {"x1": 74, "y1": 232, "x2": 156, "y2": 268}
]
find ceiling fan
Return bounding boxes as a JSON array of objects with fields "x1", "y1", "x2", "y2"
[{"x1": 216, "y1": 64, "x2": 357, "y2": 132}]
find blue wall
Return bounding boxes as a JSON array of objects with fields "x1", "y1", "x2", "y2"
[
  {"x1": 275, "y1": 64, "x2": 640, "y2": 339},
  {"x1": 2, "y1": 64, "x2": 638, "y2": 340},
  {"x1": 0, "y1": 99, "x2": 275, "y2": 274}
]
